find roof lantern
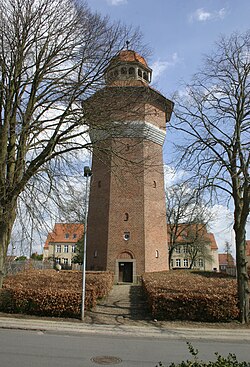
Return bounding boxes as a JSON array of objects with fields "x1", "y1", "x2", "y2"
[{"x1": 105, "y1": 49, "x2": 152, "y2": 87}]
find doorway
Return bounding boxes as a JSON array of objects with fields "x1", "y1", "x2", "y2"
[{"x1": 119, "y1": 262, "x2": 133, "y2": 283}]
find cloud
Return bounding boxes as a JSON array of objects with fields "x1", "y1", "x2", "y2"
[
  {"x1": 189, "y1": 8, "x2": 227, "y2": 23},
  {"x1": 152, "y1": 53, "x2": 180, "y2": 82},
  {"x1": 107, "y1": 0, "x2": 127, "y2": 5}
]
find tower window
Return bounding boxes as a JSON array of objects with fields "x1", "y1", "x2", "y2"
[
  {"x1": 143, "y1": 72, "x2": 148, "y2": 81},
  {"x1": 65, "y1": 233, "x2": 69, "y2": 239},
  {"x1": 114, "y1": 69, "x2": 119, "y2": 77},
  {"x1": 129, "y1": 67, "x2": 135, "y2": 75},
  {"x1": 124, "y1": 213, "x2": 129, "y2": 221},
  {"x1": 98, "y1": 180, "x2": 101, "y2": 188},
  {"x1": 126, "y1": 144, "x2": 130, "y2": 151},
  {"x1": 123, "y1": 232, "x2": 130, "y2": 241},
  {"x1": 121, "y1": 67, "x2": 127, "y2": 75},
  {"x1": 153, "y1": 180, "x2": 157, "y2": 188},
  {"x1": 155, "y1": 250, "x2": 159, "y2": 258},
  {"x1": 138, "y1": 69, "x2": 142, "y2": 77},
  {"x1": 94, "y1": 250, "x2": 98, "y2": 258}
]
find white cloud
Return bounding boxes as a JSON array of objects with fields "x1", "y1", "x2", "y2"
[
  {"x1": 107, "y1": 0, "x2": 127, "y2": 5},
  {"x1": 152, "y1": 53, "x2": 180, "y2": 82},
  {"x1": 189, "y1": 8, "x2": 227, "y2": 23}
]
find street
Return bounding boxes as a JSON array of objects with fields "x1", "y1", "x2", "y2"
[{"x1": 0, "y1": 329, "x2": 250, "y2": 367}]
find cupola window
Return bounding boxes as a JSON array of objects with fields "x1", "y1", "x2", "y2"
[
  {"x1": 138, "y1": 69, "x2": 142, "y2": 77},
  {"x1": 121, "y1": 67, "x2": 127, "y2": 75},
  {"x1": 129, "y1": 67, "x2": 135, "y2": 75},
  {"x1": 143, "y1": 72, "x2": 148, "y2": 81}
]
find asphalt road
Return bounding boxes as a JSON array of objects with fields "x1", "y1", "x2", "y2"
[{"x1": 0, "y1": 328, "x2": 250, "y2": 367}]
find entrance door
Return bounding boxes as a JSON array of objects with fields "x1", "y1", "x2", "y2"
[{"x1": 119, "y1": 262, "x2": 133, "y2": 283}]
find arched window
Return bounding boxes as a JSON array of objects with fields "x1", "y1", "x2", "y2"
[
  {"x1": 129, "y1": 67, "x2": 135, "y2": 75},
  {"x1": 143, "y1": 72, "x2": 148, "y2": 81},
  {"x1": 153, "y1": 180, "x2": 157, "y2": 188},
  {"x1": 155, "y1": 250, "x2": 159, "y2": 258},
  {"x1": 121, "y1": 67, "x2": 127, "y2": 75},
  {"x1": 124, "y1": 213, "x2": 129, "y2": 221}
]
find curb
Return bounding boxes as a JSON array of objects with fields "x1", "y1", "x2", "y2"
[{"x1": 1, "y1": 317, "x2": 250, "y2": 341}]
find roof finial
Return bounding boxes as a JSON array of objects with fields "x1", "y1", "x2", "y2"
[{"x1": 126, "y1": 40, "x2": 130, "y2": 50}]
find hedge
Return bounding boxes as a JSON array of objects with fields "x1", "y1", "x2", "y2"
[
  {"x1": 0, "y1": 269, "x2": 114, "y2": 318},
  {"x1": 142, "y1": 271, "x2": 240, "y2": 322}
]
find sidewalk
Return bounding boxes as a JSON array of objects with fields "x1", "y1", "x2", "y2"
[
  {"x1": 1, "y1": 314, "x2": 250, "y2": 341},
  {"x1": 1, "y1": 284, "x2": 250, "y2": 341}
]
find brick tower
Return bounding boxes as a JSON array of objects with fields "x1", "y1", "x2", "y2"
[{"x1": 85, "y1": 50, "x2": 173, "y2": 283}]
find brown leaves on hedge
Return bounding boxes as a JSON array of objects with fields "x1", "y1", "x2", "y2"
[
  {"x1": 142, "y1": 271, "x2": 240, "y2": 322},
  {"x1": 1, "y1": 270, "x2": 114, "y2": 318}
]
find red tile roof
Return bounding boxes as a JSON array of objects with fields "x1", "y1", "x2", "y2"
[
  {"x1": 167, "y1": 223, "x2": 218, "y2": 250},
  {"x1": 246, "y1": 240, "x2": 250, "y2": 256},
  {"x1": 44, "y1": 223, "x2": 84, "y2": 248},
  {"x1": 219, "y1": 253, "x2": 235, "y2": 266},
  {"x1": 111, "y1": 50, "x2": 149, "y2": 68}
]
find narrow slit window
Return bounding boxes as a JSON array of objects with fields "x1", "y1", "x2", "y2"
[
  {"x1": 124, "y1": 213, "x2": 129, "y2": 221},
  {"x1": 153, "y1": 180, "x2": 157, "y2": 188}
]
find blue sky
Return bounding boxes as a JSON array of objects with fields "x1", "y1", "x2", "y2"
[
  {"x1": 87, "y1": 0, "x2": 250, "y2": 252},
  {"x1": 88, "y1": 0, "x2": 250, "y2": 97}
]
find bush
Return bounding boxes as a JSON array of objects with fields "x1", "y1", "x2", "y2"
[
  {"x1": 0, "y1": 269, "x2": 114, "y2": 318},
  {"x1": 155, "y1": 342, "x2": 250, "y2": 367},
  {"x1": 143, "y1": 271, "x2": 240, "y2": 322}
]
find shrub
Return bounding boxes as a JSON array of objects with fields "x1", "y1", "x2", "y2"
[
  {"x1": 0, "y1": 269, "x2": 114, "y2": 318},
  {"x1": 143, "y1": 271, "x2": 240, "y2": 322},
  {"x1": 155, "y1": 342, "x2": 250, "y2": 367}
]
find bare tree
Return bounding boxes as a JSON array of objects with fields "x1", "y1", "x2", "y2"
[
  {"x1": 166, "y1": 182, "x2": 212, "y2": 268},
  {"x1": 0, "y1": 0, "x2": 143, "y2": 287},
  {"x1": 172, "y1": 31, "x2": 250, "y2": 323}
]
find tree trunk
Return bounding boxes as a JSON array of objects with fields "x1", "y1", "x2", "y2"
[
  {"x1": 234, "y1": 224, "x2": 249, "y2": 324},
  {"x1": 0, "y1": 204, "x2": 17, "y2": 288}
]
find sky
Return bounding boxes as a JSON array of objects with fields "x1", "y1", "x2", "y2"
[{"x1": 87, "y1": 0, "x2": 250, "y2": 254}]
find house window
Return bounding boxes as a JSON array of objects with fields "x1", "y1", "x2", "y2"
[
  {"x1": 155, "y1": 250, "x2": 159, "y2": 258},
  {"x1": 64, "y1": 245, "x2": 69, "y2": 253},
  {"x1": 175, "y1": 247, "x2": 181, "y2": 254},
  {"x1": 123, "y1": 232, "x2": 130, "y2": 241},
  {"x1": 65, "y1": 233, "x2": 69, "y2": 239},
  {"x1": 63, "y1": 258, "x2": 68, "y2": 265},
  {"x1": 183, "y1": 246, "x2": 188, "y2": 253},
  {"x1": 55, "y1": 258, "x2": 60, "y2": 264},
  {"x1": 170, "y1": 259, "x2": 174, "y2": 268},
  {"x1": 124, "y1": 213, "x2": 129, "y2": 221},
  {"x1": 176, "y1": 259, "x2": 181, "y2": 267},
  {"x1": 183, "y1": 259, "x2": 188, "y2": 268},
  {"x1": 56, "y1": 245, "x2": 61, "y2": 253},
  {"x1": 198, "y1": 258, "x2": 204, "y2": 267},
  {"x1": 72, "y1": 245, "x2": 76, "y2": 253}
]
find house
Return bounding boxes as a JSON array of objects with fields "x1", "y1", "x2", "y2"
[
  {"x1": 168, "y1": 224, "x2": 219, "y2": 271},
  {"x1": 43, "y1": 223, "x2": 84, "y2": 269},
  {"x1": 218, "y1": 253, "x2": 236, "y2": 275}
]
